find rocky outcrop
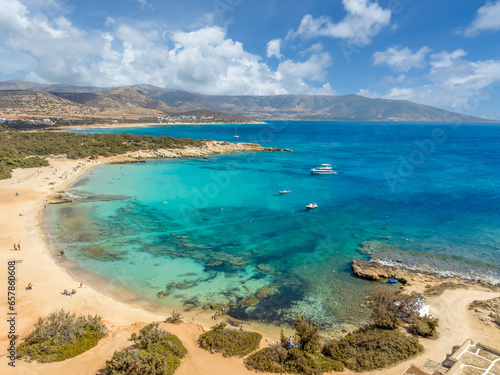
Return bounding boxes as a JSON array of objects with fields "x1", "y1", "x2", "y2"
[
  {"x1": 351, "y1": 260, "x2": 409, "y2": 283},
  {"x1": 129, "y1": 140, "x2": 280, "y2": 159}
]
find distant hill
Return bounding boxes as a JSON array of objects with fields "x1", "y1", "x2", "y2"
[
  {"x1": 52, "y1": 87, "x2": 181, "y2": 114},
  {"x1": 0, "y1": 90, "x2": 100, "y2": 118},
  {"x1": 0, "y1": 80, "x2": 490, "y2": 122},
  {"x1": 133, "y1": 87, "x2": 488, "y2": 122},
  {"x1": 0, "y1": 84, "x2": 258, "y2": 124}
]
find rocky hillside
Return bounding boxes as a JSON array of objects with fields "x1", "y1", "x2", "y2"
[
  {"x1": 0, "y1": 90, "x2": 100, "y2": 118},
  {"x1": 0, "y1": 80, "x2": 491, "y2": 122}
]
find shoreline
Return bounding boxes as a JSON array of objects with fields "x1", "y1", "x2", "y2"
[
  {"x1": 47, "y1": 120, "x2": 267, "y2": 131},
  {"x1": 1, "y1": 147, "x2": 499, "y2": 374}
]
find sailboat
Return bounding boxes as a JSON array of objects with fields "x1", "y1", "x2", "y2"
[{"x1": 233, "y1": 127, "x2": 239, "y2": 138}]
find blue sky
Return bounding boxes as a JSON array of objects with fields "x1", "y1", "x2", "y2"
[{"x1": 0, "y1": 0, "x2": 499, "y2": 119}]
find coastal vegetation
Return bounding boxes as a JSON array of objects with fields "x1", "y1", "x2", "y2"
[
  {"x1": 0, "y1": 131, "x2": 203, "y2": 179},
  {"x1": 104, "y1": 323, "x2": 187, "y2": 375},
  {"x1": 244, "y1": 317, "x2": 343, "y2": 374},
  {"x1": 322, "y1": 326, "x2": 424, "y2": 372},
  {"x1": 408, "y1": 316, "x2": 440, "y2": 338},
  {"x1": 198, "y1": 322, "x2": 262, "y2": 357},
  {"x1": 165, "y1": 309, "x2": 183, "y2": 324},
  {"x1": 246, "y1": 287, "x2": 436, "y2": 374},
  {"x1": 16, "y1": 309, "x2": 107, "y2": 363}
]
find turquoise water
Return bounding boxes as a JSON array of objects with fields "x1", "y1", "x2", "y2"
[{"x1": 46, "y1": 121, "x2": 500, "y2": 329}]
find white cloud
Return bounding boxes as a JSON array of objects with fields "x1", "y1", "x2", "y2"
[
  {"x1": 379, "y1": 49, "x2": 500, "y2": 113},
  {"x1": 0, "y1": 0, "x2": 335, "y2": 95},
  {"x1": 372, "y1": 46, "x2": 431, "y2": 72},
  {"x1": 430, "y1": 49, "x2": 466, "y2": 69},
  {"x1": 266, "y1": 38, "x2": 282, "y2": 59},
  {"x1": 357, "y1": 89, "x2": 380, "y2": 98},
  {"x1": 288, "y1": 0, "x2": 391, "y2": 45},
  {"x1": 462, "y1": 1, "x2": 500, "y2": 37},
  {"x1": 105, "y1": 17, "x2": 115, "y2": 27}
]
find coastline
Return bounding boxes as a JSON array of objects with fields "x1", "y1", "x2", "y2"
[
  {"x1": 1, "y1": 148, "x2": 499, "y2": 374},
  {"x1": 47, "y1": 120, "x2": 267, "y2": 131}
]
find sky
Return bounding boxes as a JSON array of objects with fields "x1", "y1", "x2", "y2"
[{"x1": 0, "y1": 0, "x2": 499, "y2": 119}]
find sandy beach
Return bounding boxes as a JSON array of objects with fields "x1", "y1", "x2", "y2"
[{"x1": 0, "y1": 157, "x2": 499, "y2": 375}]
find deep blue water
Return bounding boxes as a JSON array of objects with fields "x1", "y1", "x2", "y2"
[{"x1": 46, "y1": 121, "x2": 500, "y2": 329}]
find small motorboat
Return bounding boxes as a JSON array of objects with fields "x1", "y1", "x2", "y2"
[
  {"x1": 279, "y1": 189, "x2": 291, "y2": 194},
  {"x1": 387, "y1": 279, "x2": 399, "y2": 283},
  {"x1": 306, "y1": 203, "x2": 318, "y2": 209}
]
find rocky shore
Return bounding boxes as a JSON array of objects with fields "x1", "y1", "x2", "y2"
[
  {"x1": 351, "y1": 259, "x2": 500, "y2": 293},
  {"x1": 128, "y1": 140, "x2": 281, "y2": 159}
]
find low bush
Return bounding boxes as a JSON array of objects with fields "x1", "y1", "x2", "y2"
[
  {"x1": 104, "y1": 323, "x2": 186, "y2": 375},
  {"x1": 408, "y1": 316, "x2": 439, "y2": 338},
  {"x1": 165, "y1": 309, "x2": 183, "y2": 324},
  {"x1": 17, "y1": 310, "x2": 107, "y2": 363},
  {"x1": 322, "y1": 326, "x2": 423, "y2": 372},
  {"x1": 198, "y1": 322, "x2": 262, "y2": 357},
  {"x1": 245, "y1": 346, "x2": 344, "y2": 374}
]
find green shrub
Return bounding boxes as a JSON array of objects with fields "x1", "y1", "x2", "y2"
[
  {"x1": 17, "y1": 310, "x2": 107, "y2": 363},
  {"x1": 408, "y1": 316, "x2": 439, "y2": 338},
  {"x1": 294, "y1": 316, "x2": 322, "y2": 353},
  {"x1": 0, "y1": 131, "x2": 205, "y2": 180},
  {"x1": 104, "y1": 323, "x2": 186, "y2": 375},
  {"x1": 322, "y1": 326, "x2": 423, "y2": 371},
  {"x1": 198, "y1": 322, "x2": 262, "y2": 357},
  {"x1": 245, "y1": 346, "x2": 344, "y2": 374},
  {"x1": 104, "y1": 348, "x2": 180, "y2": 375}
]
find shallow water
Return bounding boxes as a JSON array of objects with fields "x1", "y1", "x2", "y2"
[{"x1": 46, "y1": 121, "x2": 500, "y2": 329}]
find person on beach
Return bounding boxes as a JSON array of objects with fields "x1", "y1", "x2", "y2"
[
  {"x1": 63, "y1": 289, "x2": 68, "y2": 295},
  {"x1": 26, "y1": 283, "x2": 32, "y2": 291},
  {"x1": 17, "y1": 242, "x2": 20, "y2": 250},
  {"x1": 13, "y1": 244, "x2": 17, "y2": 250}
]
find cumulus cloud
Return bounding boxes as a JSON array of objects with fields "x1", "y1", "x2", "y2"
[
  {"x1": 372, "y1": 46, "x2": 431, "y2": 72},
  {"x1": 266, "y1": 38, "x2": 282, "y2": 59},
  {"x1": 462, "y1": 1, "x2": 500, "y2": 37},
  {"x1": 287, "y1": 0, "x2": 391, "y2": 45},
  {"x1": 380, "y1": 49, "x2": 500, "y2": 112},
  {"x1": 0, "y1": 0, "x2": 335, "y2": 95}
]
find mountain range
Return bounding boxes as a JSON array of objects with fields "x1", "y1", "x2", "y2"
[{"x1": 0, "y1": 80, "x2": 490, "y2": 123}]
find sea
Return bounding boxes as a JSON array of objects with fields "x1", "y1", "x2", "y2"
[{"x1": 44, "y1": 121, "x2": 500, "y2": 331}]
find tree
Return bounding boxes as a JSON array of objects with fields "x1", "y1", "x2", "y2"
[
  {"x1": 370, "y1": 285, "x2": 419, "y2": 329},
  {"x1": 267, "y1": 343, "x2": 287, "y2": 375},
  {"x1": 293, "y1": 316, "x2": 322, "y2": 353}
]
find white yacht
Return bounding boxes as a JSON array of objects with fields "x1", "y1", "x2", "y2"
[
  {"x1": 279, "y1": 189, "x2": 291, "y2": 194},
  {"x1": 311, "y1": 164, "x2": 335, "y2": 174},
  {"x1": 306, "y1": 202, "x2": 318, "y2": 209}
]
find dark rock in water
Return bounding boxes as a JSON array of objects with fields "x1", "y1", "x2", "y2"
[
  {"x1": 256, "y1": 286, "x2": 277, "y2": 299},
  {"x1": 80, "y1": 245, "x2": 124, "y2": 261},
  {"x1": 240, "y1": 297, "x2": 259, "y2": 307},
  {"x1": 157, "y1": 291, "x2": 165, "y2": 298},
  {"x1": 176, "y1": 283, "x2": 187, "y2": 289},
  {"x1": 167, "y1": 282, "x2": 176, "y2": 287},
  {"x1": 225, "y1": 273, "x2": 235, "y2": 278}
]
